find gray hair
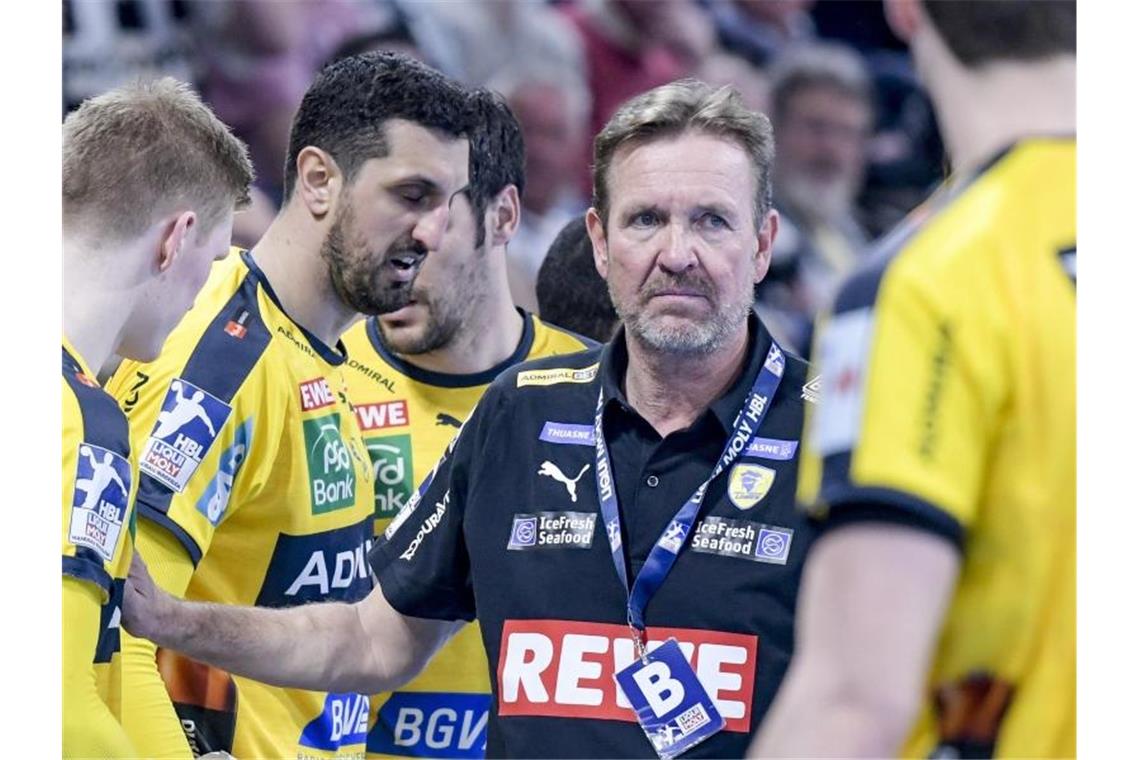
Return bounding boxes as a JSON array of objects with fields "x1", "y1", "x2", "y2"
[
  {"x1": 592, "y1": 79, "x2": 775, "y2": 231},
  {"x1": 768, "y1": 43, "x2": 873, "y2": 123}
]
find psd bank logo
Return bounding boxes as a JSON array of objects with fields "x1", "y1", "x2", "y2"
[
  {"x1": 140, "y1": 378, "x2": 231, "y2": 492},
  {"x1": 303, "y1": 413, "x2": 356, "y2": 514},
  {"x1": 366, "y1": 434, "x2": 414, "y2": 519},
  {"x1": 69, "y1": 443, "x2": 132, "y2": 562}
]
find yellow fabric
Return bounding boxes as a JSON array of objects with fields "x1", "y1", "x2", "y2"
[
  {"x1": 62, "y1": 338, "x2": 137, "y2": 757},
  {"x1": 340, "y1": 314, "x2": 590, "y2": 758},
  {"x1": 107, "y1": 249, "x2": 375, "y2": 759},
  {"x1": 62, "y1": 578, "x2": 137, "y2": 758},
  {"x1": 802, "y1": 139, "x2": 1076, "y2": 758},
  {"x1": 120, "y1": 523, "x2": 195, "y2": 759}
]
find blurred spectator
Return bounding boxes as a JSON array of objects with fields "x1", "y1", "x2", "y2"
[
  {"x1": 857, "y1": 51, "x2": 946, "y2": 237},
  {"x1": 761, "y1": 42, "x2": 874, "y2": 356},
  {"x1": 535, "y1": 216, "x2": 618, "y2": 343},
  {"x1": 704, "y1": 0, "x2": 817, "y2": 68},
  {"x1": 493, "y1": 72, "x2": 592, "y2": 312},
  {"x1": 63, "y1": 0, "x2": 199, "y2": 114},
  {"x1": 327, "y1": 4, "x2": 438, "y2": 68},
  {"x1": 193, "y1": 0, "x2": 383, "y2": 202},
  {"x1": 562, "y1": 0, "x2": 713, "y2": 141},
  {"x1": 696, "y1": 50, "x2": 771, "y2": 113},
  {"x1": 396, "y1": 0, "x2": 586, "y2": 90}
]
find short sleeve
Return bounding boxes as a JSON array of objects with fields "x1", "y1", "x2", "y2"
[
  {"x1": 806, "y1": 255, "x2": 1003, "y2": 546},
  {"x1": 108, "y1": 336, "x2": 276, "y2": 565},
  {"x1": 369, "y1": 385, "x2": 504, "y2": 622}
]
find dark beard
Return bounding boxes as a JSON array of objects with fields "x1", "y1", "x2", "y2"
[{"x1": 320, "y1": 206, "x2": 424, "y2": 315}]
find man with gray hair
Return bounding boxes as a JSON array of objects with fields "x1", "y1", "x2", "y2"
[
  {"x1": 121, "y1": 79, "x2": 817, "y2": 758},
  {"x1": 762, "y1": 42, "x2": 874, "y2": 356}
]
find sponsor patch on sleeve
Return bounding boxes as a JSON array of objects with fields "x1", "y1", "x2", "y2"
[
  {"x1": 69, "y1": 442, "x2": 132, "y2": 562},
  {"x1": 139, "y1": 378, "x2": 232, "y2": 492},
  {"x1": 811, "y1": 308, "x2": 874, "y2": 456},
  {"x1": 517, "y1": 364, "x2": 599, "y2": 387}
]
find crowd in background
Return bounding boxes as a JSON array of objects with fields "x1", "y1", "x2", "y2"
[{"x1": 63, "y1": 0, "x2": 947, "y2": 358}]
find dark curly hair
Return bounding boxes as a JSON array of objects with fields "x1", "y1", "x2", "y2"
[
  {"x1": 283, "y1": 51, "x2": 474, "y2": 199},
  {"x1": 465, "y1": 89, "x2": 526, "y2": 248}
]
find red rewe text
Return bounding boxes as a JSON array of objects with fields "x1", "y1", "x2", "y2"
[
  {"x1": 496, "y1": 619, "x2": 757, "y2": 732},
  {"x1": 299, "y1": 377, "x2": 335, "y2": 412},
  {"x1": 355, "y1": 400, "x2": 409, "y2": 431}
]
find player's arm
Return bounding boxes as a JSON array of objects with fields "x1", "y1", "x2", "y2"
[
  {"x1": 749, "y1": 524, "x2": 959, "y2": 757},
  {"x1": 119, "y1": 523, "x2": 196, "y2": 759},
  {"x1": 62, "y1": 578, "x2": 137, "y2": 758},
  {"x1": 123, "y1": 551, "x2": 462, "y2": 694}
]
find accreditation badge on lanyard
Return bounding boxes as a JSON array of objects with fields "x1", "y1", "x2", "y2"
[{"x1": 595, "y1": 342, "x2": 786, "y2": 758}]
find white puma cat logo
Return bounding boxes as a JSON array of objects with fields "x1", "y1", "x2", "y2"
[{"x1": 538, "y1": 460, "x2": 591, "y2": 502}]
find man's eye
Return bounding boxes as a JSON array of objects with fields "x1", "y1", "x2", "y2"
[
  {"x1": 698, "y1": 213, "x2": 729, "y2": 230},
  {"x1": 631, "y1": 211, "x2": 659, "y2": 227}
]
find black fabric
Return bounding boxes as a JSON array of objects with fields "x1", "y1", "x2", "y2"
[{"x1": 372, "y1": 315, "x2": 817, "y2": 758}]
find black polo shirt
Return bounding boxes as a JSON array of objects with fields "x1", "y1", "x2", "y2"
[{"x1": 371, "y1": 313, "x2": 816, "y2": 758}]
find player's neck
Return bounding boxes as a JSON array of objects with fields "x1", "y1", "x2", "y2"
[
  {"x1": 250, "y1": 212, "x2": 358, "y2": 349},
  {"x1": 63, "y1": 238, "x2": 138, "y2": 373},
  {"x1": 623, "y1": 323, "x2": 749, "y2": 438},
  {"x1": 924, "y1": 46, "x2": 1075, "y2": 178},
  {"x1": 401, "y1": 289, "x2": 525, "y2": 377}
]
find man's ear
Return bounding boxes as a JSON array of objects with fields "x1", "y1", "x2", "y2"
[
  {"x1": 753, "y1": 209, "x2": 779, "y2": 285},
  {"x1": 585, "y1": 208, "x2": 609, "y2": 279},
  {"x1": 156, "y1": 211, "x2": 197, "y2": 273},
  {"x1": 293, "y1": 146, "x2": 342, "y2": 218},
  {"x1": 489, "y1": 185, "x2": 521, "y2": 247}
]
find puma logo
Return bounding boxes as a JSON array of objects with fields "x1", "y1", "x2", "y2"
[
  {"x1": 537, "y1": 460, "x2": 591, "y2": 503},
  {"x1": 436, "y1": 413, "x2": 462, "y2": 428}
]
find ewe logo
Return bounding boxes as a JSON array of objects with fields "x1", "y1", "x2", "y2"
[{"x1": 303, "y1": 414, "x2": 356, "y2": 514}]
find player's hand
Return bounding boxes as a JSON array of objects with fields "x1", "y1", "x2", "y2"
[{"x1": 122, "y1": 550, "x2": 172, "y2": 641}]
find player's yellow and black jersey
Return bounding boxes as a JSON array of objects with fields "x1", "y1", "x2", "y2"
[
  {"x1": 341, "y1": 312, "x2": 592, "y2": 758},
  {"x1": 62, "y1": 339, "x2": 137, "y2": 755},
  {"x1": 107, "y1": 248, "x2": 375, "y2": 759},
  {"x1": 802, "y1": 138, "x2": 1075, "y2": 758}
]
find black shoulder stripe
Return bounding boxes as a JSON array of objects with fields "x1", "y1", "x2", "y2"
[
  {"x1": 135, "y1": 268, "x2": 272, "y2": 520},
  {"x1": 832, "y1": 210, "x2": 928, "y2": 315},
  {"x1": 179, "y1": 269, "x2": 273, "y2": 404},
  {"x1": 62, "y1": 347, "x2": 131, "y2": 458}
]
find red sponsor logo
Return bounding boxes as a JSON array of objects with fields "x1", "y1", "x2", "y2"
[
  {"x1": 354, "y1": 400, "x2": 409, "y2": 431},
  {"x1": 224, "y1": 321, "x2": 247, "y2": 339},
  {"x1": 75, "y1": 372, "x2": 99, "y2": 388},
  {"x1": 299, "y1": 377, "x2": 335, "y2": 412},
  {"x1": 496, "y1": 619, "x2": 757, "y2": 732}
]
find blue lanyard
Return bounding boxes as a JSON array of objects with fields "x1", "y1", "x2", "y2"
[{"x1": 593, "y1": 341, "x2": 786, "y2": 653}]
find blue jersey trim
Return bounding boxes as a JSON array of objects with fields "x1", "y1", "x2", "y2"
[
  {"x1": 366, "y1": 309, "x2": 560, "y2": 389},
  {"x1": 137, "y1": 501, "x2": 205, "y2": 566},
  {"x1": 240, "y1": 249, "x2": 348, "y2": 366},
  {"x1": 135, "y1": 267, "x2": 273, "y2": 516},
  {"x1": 62, "y1": 554, "x2": 114, "y2": 597},
  {"x1": 63, "y1": 347, "x2": 132, "y2": 459}
]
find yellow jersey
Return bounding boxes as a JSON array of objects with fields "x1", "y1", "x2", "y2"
[
  {"x1": 62, "y1": 340, "x2": 137, "y2": 756},
  {"x1": 107, "y1": 249, "x2": 375, "y2": 759},
  {"x1": 802, "y1": 138, "x2": 1076, "y2": 758},
  {"x1": 341, "y1": 313, "x2": 592, "y2": 758}
]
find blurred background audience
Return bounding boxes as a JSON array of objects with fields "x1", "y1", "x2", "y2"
[{"x1": 64, "y1": 0, "x2": 947, "y2": 359}]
